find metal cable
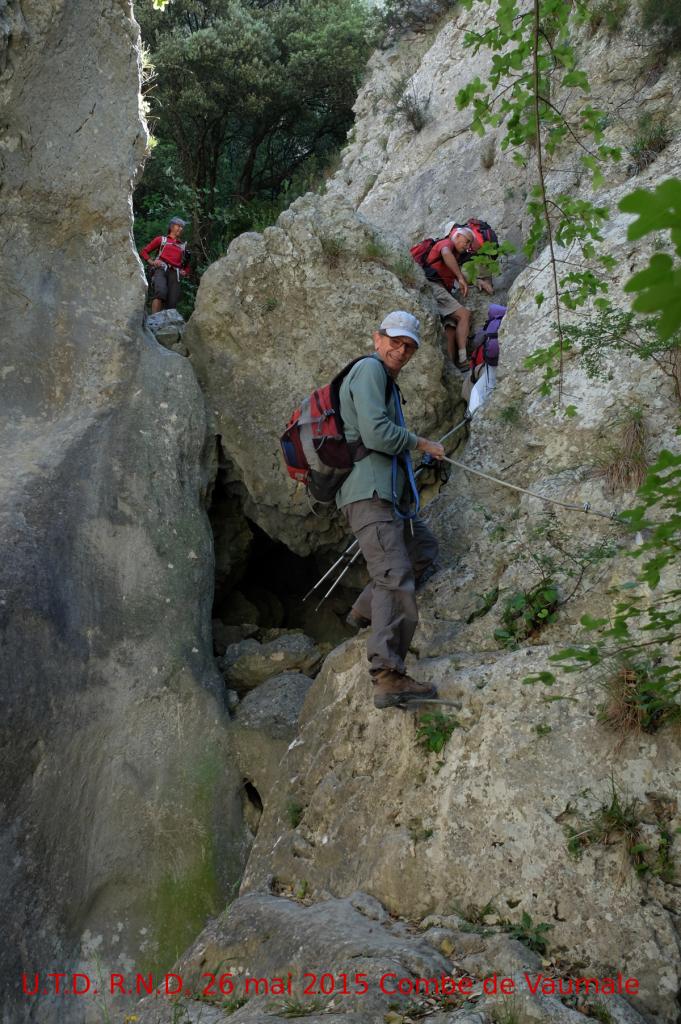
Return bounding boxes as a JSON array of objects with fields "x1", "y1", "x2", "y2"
[{"x1": 440, "y1": 455, "x2": 625, "y2": 523}]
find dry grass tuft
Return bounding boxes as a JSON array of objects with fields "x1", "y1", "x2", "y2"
[{"x1": 598, "y1": 407, "x2": 648, "y2": 494}]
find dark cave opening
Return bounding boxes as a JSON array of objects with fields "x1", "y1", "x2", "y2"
[
  {"x1": 213, "y1": 517, "x2": 358, "y2": 651},
  {"x1": 241, "y1": 779, "x2": 263, "y2": 835},
  {"x1": 207, "y1": 442, "x2": 359, "y2": 655}
]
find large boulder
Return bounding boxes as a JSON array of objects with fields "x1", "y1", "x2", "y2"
[
  {"x1": 186, "y1": 192, "x2": 453, "y2": 555},
  {"x1": 132, "y1": 892, "x2": 647, "y2": 1024},
  {"x1": 220, "y1": 634, "x2": 322, "y2": 692},
  {"x1": 231, "y1": 671, "x2": 314, "y2": 800},
  {"x1": 239, "y1": 634, "x2": 681, "y2": 1021},
  {"x1": 0, "y1": 3, "x2": 247, "y2": 1021}
]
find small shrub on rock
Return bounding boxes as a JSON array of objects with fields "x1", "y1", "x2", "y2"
[
  {"x1": 588, "y1": 0, "x2": 628, "y2": 34},
  {"x1": 596, "y1": 406, "x2": 649, "y2": 495},
  {"x1": 505, "y1": 911, "x2": 553, "y2": 955},
  {"x1": 639, "y1": 0, "x2": 681, "y2": 53},
  {"x1": 564, "y1": 783, "x2": 679, "y2": 881},
  {"x1": 415, "y1": 710, "x2": 460, "y2": 754},
  {"x1": 494, "y1": 581, "x2": 559, "y2": 647},
  {"x1": 599, "y1": 659, "x2": 681, "y2": 735},
  {"x1": 318, "y1": 234, "x2": 347, "y2": 269},
  {"x1": 629, "y1": 116, "x2": 672, "y2": 174},
  {"x1": 397, "y1": 84, "x2": 431, "y2": 131}
]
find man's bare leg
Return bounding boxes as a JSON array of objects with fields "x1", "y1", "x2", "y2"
[
  {"x1": 445, "y1": 309, "x2": 471, "y2": 365},
  {"x1": 455, "y1": 307, "x2": 471, "y2": 363},
  {"x1": 151, "y1": 298, "x2": 164, "y2": 314}
]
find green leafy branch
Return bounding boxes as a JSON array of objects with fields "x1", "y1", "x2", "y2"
[
  {"x1": 621, "y1": 179, "x2": 681, "y2": 339},
  {"x1": 456, "y1": 0, "x2": 621, "y2": 400}
]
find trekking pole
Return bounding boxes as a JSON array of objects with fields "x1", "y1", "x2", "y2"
[
  {"x1": 303, "y1": 539, "x2": 359, "y2": 603},
  {"x1": 307, "y1": 412, "x2": 472, "y2": 607},
  {"x1": 314, "y1": 545, "x2": 363, "y2": 611}
]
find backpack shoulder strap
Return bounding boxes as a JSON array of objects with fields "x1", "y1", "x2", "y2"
[
  {"x1": 424, "y1": 236, "x2": 446, "y2": 264},
  {"x1": 332, "y1": 355, "x2": 394, "y2": 410}
]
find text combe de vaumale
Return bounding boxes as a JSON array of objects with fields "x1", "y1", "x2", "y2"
[{"x1": 22, "y1": 969, "x2": 640, "y2": 1001}]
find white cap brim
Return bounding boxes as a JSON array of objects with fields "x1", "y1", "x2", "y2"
[{"x1": 384, "y1": 328, "x2": 420, "y2": 346}]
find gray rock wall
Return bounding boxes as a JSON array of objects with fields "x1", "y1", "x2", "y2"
[
  {"x1": 186, "y1": 192, "x2": 454, "y2": 555},
  {"x1": 185, "y1": 5, "x2": 681, "y2": 1022},
  {"x1": 0, "y1": 3, "x2": 247, "y2": 1020}
]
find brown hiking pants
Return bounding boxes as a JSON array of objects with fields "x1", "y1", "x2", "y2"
[{"x1": 344, "y1": 497, "x2": 439, "y2": 675}]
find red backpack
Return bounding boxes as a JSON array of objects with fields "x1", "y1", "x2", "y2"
[
  {"x1": 409, "y1": 237, "x2": 438, "y2": 267},
  {"x1": 460, "y1": 218, "x2": 498, "y2": 248},
  {"x1": 410, "y1": 218, "x2": 498, "y2": 272},
  {"x1": 280, "y1": 357, "x2": 392, "y2": 503}
]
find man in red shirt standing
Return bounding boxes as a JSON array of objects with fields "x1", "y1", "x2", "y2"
[{"x1": 139, "y1": 217, "x2": 191, "y2": 313}]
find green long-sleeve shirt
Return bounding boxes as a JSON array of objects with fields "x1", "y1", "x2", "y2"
[{"x1": 335, "y1": 354, "x2": 419, "y2": 509}]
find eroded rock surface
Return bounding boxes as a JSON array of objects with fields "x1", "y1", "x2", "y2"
[
  {"x1": 146, "y1": 308, "x2": 188, "y2": 355},
  {"x1": 231, "y1": 671, "x2": 313, "y2": 803},
  {"x1": 182, "y1": 8, "x2": 680, "y2": 1020},
  {"x1": 133, "y1": 892, "x2": 648, "y2": 1024},
  {"x1": 0, "y1": 2, "x2": 247, "y2": 1020},
  {"x1": 220, "y1": 633, "x2": 322, "y2": 692},
  {"x1": 186, "y1": 191, "x2": 453, "y2": 554},
  {"x1": 239, "y1": 639, "x2": 681, "y2": 1021}
]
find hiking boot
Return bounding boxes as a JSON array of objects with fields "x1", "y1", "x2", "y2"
[
  {"x1": 346, "y1": 610, "x2": 371, "y2": 631},
  {"x1": 372, "y1": 669, "x2": 438, "y2": 709},
  {"x1": 454, "y1": 357, "x2": 469, "y2": 373}
]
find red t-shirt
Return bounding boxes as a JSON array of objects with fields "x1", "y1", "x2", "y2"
[
  {"x1": 426, "y1": 237, "x2": 458, "y2": 290},
  {"x1": 139, "y1": 236, "x2": 189, "y2": 274}
]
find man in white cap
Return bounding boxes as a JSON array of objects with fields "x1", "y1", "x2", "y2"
[
  {"x1": 336, "y1": 311, "x2": 445, "y2": 708},
  {"x1": 139, "y1": 216, "x2": 191, "y2": 313},
  {"x1": 421, "y1": 226, "x2": 476, "y2": 370}
]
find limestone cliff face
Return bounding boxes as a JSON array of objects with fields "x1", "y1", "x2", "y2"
[
  {"x1": 187, "y1": 192, "x2": 453, "y2": 555},
  {"x1": 2, "y1": 1, "x2": 679, "y2": 1022},
  {"x1": 184, "y1": 5, "x2": 681, "y2": 1022},
  {"x1": 0, "y1": 3, "x2": 247, "y2": 1020}
]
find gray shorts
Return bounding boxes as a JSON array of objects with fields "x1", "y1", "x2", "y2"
[
  {"x1": 430, "y1": 281, "x2": 463, "y2": 324},
  {"x1": 152, "y1": 266, "x2": 182, "y2": 309}
]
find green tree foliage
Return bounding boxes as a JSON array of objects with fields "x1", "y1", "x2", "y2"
[
  {"x1": 456, "y1": 2, "x2": 680, "y2": 716},
  {"x1": 621, "y1": 180, "x2": 681, "y2": 340},
  {"x1": 526, "y1": 182, "x2": 681, "y2": 718},
  {"x1": 135, "y1": 0, "x2": 374, "y2": 262}
]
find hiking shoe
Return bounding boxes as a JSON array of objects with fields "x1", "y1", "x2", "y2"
[
  {"x1": 454, "y1": 358, "x2": 469, "y2": 373},
  {"x1": 346, "y1": 610, "x2": 371, "y2": 631},
  {"x1": 372, "y1": 669, "x2": 438, "y2": 709}
]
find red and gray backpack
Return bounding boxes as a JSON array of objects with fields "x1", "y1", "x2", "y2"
[
  {"x1": 280, "y1": 357, "x2": 392, "y2": 503},
  {"x1": 460, "y1": 218, "x2": 498, "y2": 249},
  {"x1": 409, "y1": 218, "x2": 499, "y2": 273}
]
